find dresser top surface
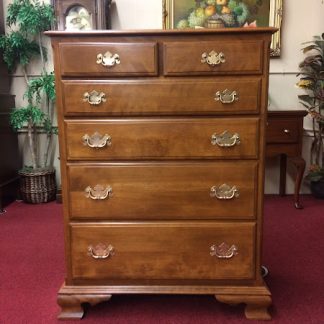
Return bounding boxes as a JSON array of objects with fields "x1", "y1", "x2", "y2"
[{"x1": 45, "y1": 27, "x2": 277, "y2": 38}]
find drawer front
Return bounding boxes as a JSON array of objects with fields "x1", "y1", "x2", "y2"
[
  {"x1": 59, "y1": 43, "x2": 158, "y2": 76},
  {"x1": 70, "y1": 222, "x2": 255, "y2": 280},
  {"x1": 163, "y1": 41, "x2": 263, "y2": 75},
  {"x1": 65, "y1": 118, "x2": 259, "y2": 160},
  {"x1": 67, "y1": 162, "x2": 258, "y2": 220},
  {"x1": 266, "y1": 118, "x2": 299, "y2": 143},
  {"x1": 62, "y1": 78, "x2": 261, "y2": 115}
]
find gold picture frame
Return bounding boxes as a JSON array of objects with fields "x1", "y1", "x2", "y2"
[{"x1": 162, "y1": 0, "x2": 283, "y2": 57}]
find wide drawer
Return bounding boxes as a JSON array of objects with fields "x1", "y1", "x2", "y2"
[
  {"x1": 62, "y1": 78, "x2": 261, "y2": 115},
  {"x1": 67, "y1": 162, "x2": 258, "y2": 220},
  {"x1": 163, "y1": 41, "x2": 263, "y2": 75},
  {"x1": 59, "y1": 42, "x2": 158, "y2": 76},
  {"x1": 70, "y1": 222, "x2": 256, "y2": 280},
  {"x1": 65, "y1": 118, "x2": 259, "y2": 160}
]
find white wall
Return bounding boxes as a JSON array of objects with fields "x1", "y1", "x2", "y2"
[
  {"x1": 2, "y1": 0, "x2": 324, "y2": 193},
  {"x1": 266, "y1": 0, "x2": 324, "y2": 194},
  {"x1": 110, "y1": 0, "x2": 162, "y2": 29}
]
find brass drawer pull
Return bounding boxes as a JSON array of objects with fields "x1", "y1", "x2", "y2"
[
  {"x1": 85, "y1": 185, "x2": 112, "y2": 200},
  {"x1": 211, "y1": 131, "x2": 240, "y2": 147},
  {"x1": 201, "y1": 51, "x2": 226, "y2": 66},
  {"x1": 83, "y1": 90, "x2": 106, "y2": 105},
  {"x1": 215, "y1": 89, "x2": 239, "y2": 104},
  {"x1": 283, "y1": 129, "x2": 290, "y2": 134},
  {"x1": 97, "y1": 51, "x2": 121, "y2": 67},
  {"x1": 82, "y1": 132, "x2": 112, "y2": 148},
  {"x1": 210, "y1": 242, "x2": 238, "y2": 259},
  {"x1": 88, "y1": 243, "x2": 114, "y2": 259},
  {"x1": 210, "y1": 184, "x2": 240, "y2": 200}
]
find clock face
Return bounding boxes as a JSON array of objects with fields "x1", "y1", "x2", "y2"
[{"x1": 65, "y1": 6, "x2": 92, "y2": 30}]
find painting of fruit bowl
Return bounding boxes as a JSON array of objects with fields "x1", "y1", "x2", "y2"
[{"x1": 163, "y1": 0, "x2": 283, "y2": 56}]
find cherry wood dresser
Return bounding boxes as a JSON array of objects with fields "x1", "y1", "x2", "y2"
[{"x1": 47, "y1": 28, "x2": 276, "y2": 320}]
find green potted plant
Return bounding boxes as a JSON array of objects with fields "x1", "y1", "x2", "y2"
[
  {"x1": 0, "y1": 0, "x2": 57, "y2": 203},
  {"x1": 297, "y1": 33, "x2": 324, "y2": 198}
]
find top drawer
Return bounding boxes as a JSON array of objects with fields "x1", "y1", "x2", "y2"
[
  {"x1": 164, "y1": 40, "x2": 263, "y2": 75},
  {"x1": 267, "y1": 118, "x2": 299, "y2": 144},
  {"x1": 59, "y1": 42, "x2": 158, "y2": 77}
]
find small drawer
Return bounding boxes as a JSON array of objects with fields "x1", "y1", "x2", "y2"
[
  {"x1": 70, "y1": 222, "x2": 256, "y2": 280},
  {"x1": 266, "y1": 119, "x2": 299, "y2": 143},
  {"x1": 65, "y1": 117, "x2": 259, "y2": 160},
  {"x1": 163, "y1": 41, "x2": 263, "y2": 75},
  {"x1": 67, "y1": 161, "x2": 258, "y2": 220},
  {"x1": 59, "y1": 42, "x2": 158, "y2": 76},
  {"x1": 62, "y1": 78, "x2": 261, "y2": 116}
]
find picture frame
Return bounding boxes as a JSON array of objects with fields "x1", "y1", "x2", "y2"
[
  {"x1": 51, "y1": 0, "x2": 112, "y2": 31},
  {"x1": 162, "y1": 0, "x2": 283, "y2": 57}
]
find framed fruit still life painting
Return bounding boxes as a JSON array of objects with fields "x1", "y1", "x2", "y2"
[{"x1": 162, "y1": 0, "x2": 283, "y2": 57}]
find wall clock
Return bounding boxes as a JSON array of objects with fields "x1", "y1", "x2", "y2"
[{"x1": 52, "y1": 0, "x2": 112, "y2": 30}]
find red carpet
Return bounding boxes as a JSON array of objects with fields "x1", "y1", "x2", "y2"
[{"x1": 0, "y1": 195, "x2": 323, "y2": 323}]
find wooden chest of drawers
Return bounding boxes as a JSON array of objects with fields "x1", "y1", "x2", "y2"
[{"x1": 48, "y1": 28, "x2": 276, "y2": 320}]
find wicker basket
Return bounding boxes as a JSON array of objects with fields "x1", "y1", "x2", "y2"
[
  {"x1": 19, "y1": 168, "x2": 57, "y2": 204},
  {"x1": 205, "y1": 19, "x2": 225, "y2": 29}
]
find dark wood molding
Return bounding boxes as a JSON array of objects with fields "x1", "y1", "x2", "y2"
[
  {"x1": 0, "y1": 0, "x2": 4, "y2": 35},
  {"x1": 0, "y1": 95, "x2": 20, "y2": 209},
  {"x1": 0, "y1": 2, "x2": 20, "y2": 208},
  {"x1": 0, "y1": 176, "x2": 20, "y2": 213},
  {"x1": 0, "y1": 0, "x2": 10, "y2": 93}
]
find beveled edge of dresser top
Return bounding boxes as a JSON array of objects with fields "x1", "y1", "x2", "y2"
[{"x1": 45, "y1": 27, "x2": 277, "y2": 37}]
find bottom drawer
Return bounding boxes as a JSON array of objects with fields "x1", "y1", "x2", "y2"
[{"x1": 70, "y1": 222, "x2": 256, "y2": 280}]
